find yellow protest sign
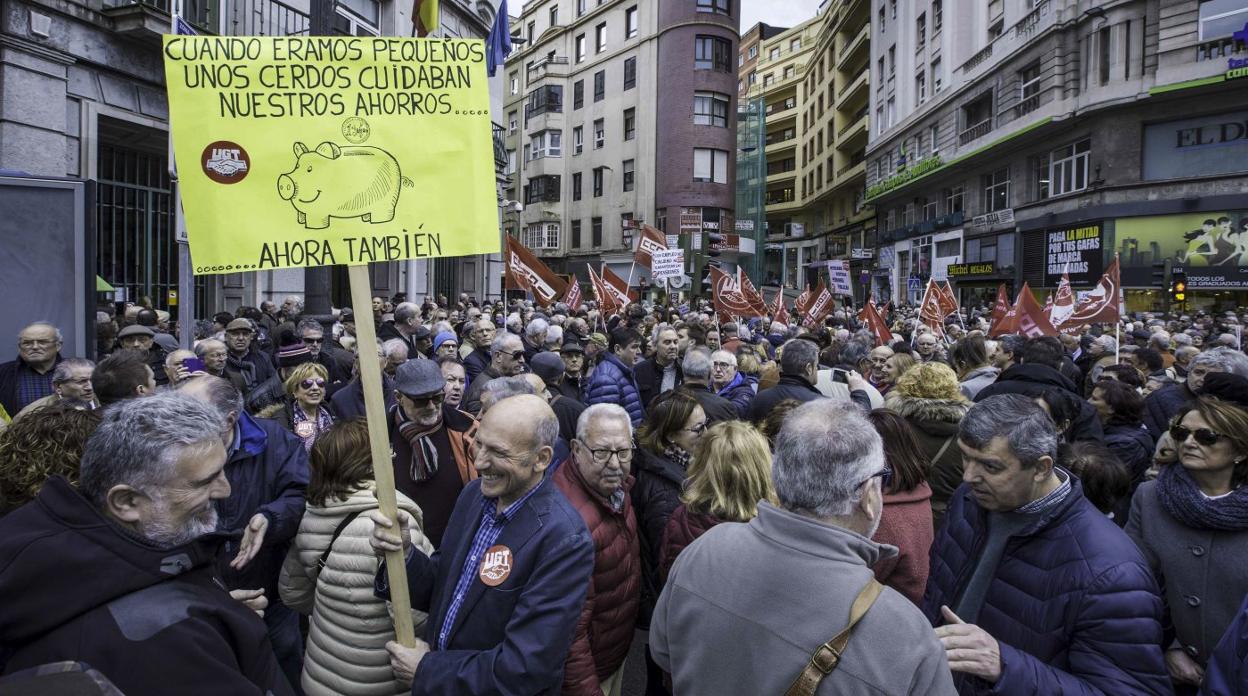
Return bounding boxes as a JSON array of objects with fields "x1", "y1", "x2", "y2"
[{"x1": 163, "y1": 37, "x2": 499, "y2": 275}]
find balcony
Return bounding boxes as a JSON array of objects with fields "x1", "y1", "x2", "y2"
[
  {"x1": 836, "y1": 106, "x2": 869, "y2": 150},
  {"x1": 227, "y1": 0, "x2": 310, "y2": 36},
  {"x1": 959, "y1": 119, "x2": 992, "y2": 145},
  {"x1": 1014, "y1": 93, "x2": 1040, "y2": 118},
  {"x1": 836, "y1": 68, "x2": 869, "y2": 111},
  {"x1": 836, "y1": 23, "x2": 870, "y2": 73},
  {"x1": 492, "y1": 124, "x2": 508, "y2": 170},
  {"x1": 1197, "y1": 37, "x2": 1242, "y2": 62},
  {"x1": 526, "y1": 55, "x2": 571, "y2": 82},
  {"x1": 764, "y1": 130, "x2": 798, "y2": 149},
  {"x1": 104, "y1": 0, "x2": 218, "y2": 37},
  {"x1": 765, "y1": 97, "x2": 798, "y2": 119},
  {"x1": 961, "y1": 44, "x2": 994, "y2": 73},
  {"x1": 836, "y1": 157, "x2": 866, "y2": 179}
]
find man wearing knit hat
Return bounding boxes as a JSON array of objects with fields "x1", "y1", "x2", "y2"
[
  {"x1": 244, "y1": 330, "x2": 315, "y2": 414},
  {"x1": 432, "y1": 332, "x2": 459, "y2": 359}
]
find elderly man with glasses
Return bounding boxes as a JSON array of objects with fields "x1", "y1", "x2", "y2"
[
  {"x1": 462, "y1": 333, "x2": 527, "y2": 416},
  {"x1": 1, "y1": 322, "x2": 65, "y2": 417},
  {"x1": 551, "y1": 404, "x2": 640, "y2": 696}
]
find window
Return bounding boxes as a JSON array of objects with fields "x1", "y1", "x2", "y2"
[
  {"x1": 877, "y1": 56, "x2": 885, "y2": 89},
  {"x1": 932, "y1": 0, "x2": 942, "y2": 33},
  {"x1": 693, "y1": 148, "x2": 729, "y2": 183},
  {"x1": 960, "y1": 91, "x2": 992, "y2": 143},
  {"x1": 890, "y1": 0, "x2": 896, "y2": 18},
  {"x1": 523, "y1": 175, "x2": 561, "y2": 204},
  {"x1": 592, "y1": 217, "x2": 603, "y2": 245},
  {"x1": 529, "y1": 131, "x2": 561, "y2": 158},
  {"x1": 886, "y1": 97, "x2": 895, "y2": 129},
  {"x1": 621, "y1": 213, "x2": 634, "y2": 247},
  {"x1": 748, "y1": 70, "x2": 757, "y2": 85},
  {"x1": 576, "y1": 0, "x2": 586, "y2": 17},
  {"x1": 623, "y1": 57, "x2": 636, "y2": 89},
  {"x1": 763, "y1": 73, "x2": 774, "y2": 86},
  {"x1": 593, "y1": 168, "x2": 604, "y2": 197},
  {"x1": 1048, "y1": 139, "x2": 1090, "y2": 196},
  {"x1": 593, "y1": 118, "x2": 605, "y2": 149},
  {"x1": 596, "y1": 23, "x2": 607, "y2": 53},
  {"x1": 888, "y1": 45, "x2": 896, "y2": 76},
  {"x1": 549, "y1": 5, "x2": 557, "y2": 26},
  {"x1": 623, "y1": 108, "x2": 635, "y2": 140},
  {"x1": 1098, "y1": 27, "x2": 1111, "y2": 86},
  {"x1": 748, "y1": 45, "x2": 757, "y2": 59},
  {"x1": 573, "y1": 126, "x2": 583, "y2": 154},
  {"x1": 696, "y1": 0, "x2": 729, "y2": 15},
  {"x1": 527, "y1": 21, "x2": 535, "y2": 42},
  {"x1": 982, "y1": 168, "x2": 1010, "y2": 212},
  {"x1": 571, "y1": 219, "x2": 582, "y2": 248},
  {"x1": 931, "y1": 57, "x2": 942, "y2": 92},
  {"x1": 879, "y1": 4, "x2": 885, "y2": 32},
  {"x1": 943, "y1": 186, "x2": 964, "y2": 213},
  {"x1": 523, "y1": 143, "x2": 531, "y2": 161},
  {"x1": 916, "y1": 13, "x2": 926, "y2": 49},
  {"x1": 693, "y1": 91, "x2": 729, "y2": 127},
  {"x1": 508, "y1": 110, "x2": 517, "y2": 133},
  {"x1": 523, "y1": 222, "x2": 560, "y2": 249},
  {"x1": 525, "y1": 85, "x2": 563, "y2": 118},
  {"x1": 573, "y1": 80, "x2": 584, "y2": 109},
  {"x1": 572, "y1": 172, "x2": 582, "y2": 200},
  {"x1": 790, "y1": 38, "x2": 801, "y2": 51},
  {"x1": 923, "y1": 197, "x2": 939, "y2": 220},
  {"x1": 575, "y1": 34, "x2": 586, "y2": 63},
  {"x1": 1200, "y1": 0, "x2": 1248, "y2": 39},
  {"x1": 695, "y1": 36, "x2": 732, "y2": 72},
  {"x1": 1018, "y1": 61, "x2": 1041, "y2": 113},
  {"x1": 593, "y1": 70, "x2": 605, "y2": 101},
  {"x1": 626, "y1": 6, "x2": 638, "y2": 38},
  {"x1": 784, "y1": 65, "x2": 795, "y2": 79},
  {"x1": 505, "y1": 149, "x2": 516, "y2": 175},
  {"x1": 509, "y1": 72, "x2": 518, "y2": 95},
  {"x1": 622, "y1": 159, "x2": 635, "y2": 191},
  {"x1": 915, "y1": 71, "x2": 927, "y2": 103},
  {"x1": 769, "y1": 47, "x2": 780, "y2": 60},
  {"x1": 929, "y1": 123, "x2": 939, "y2": 155}
]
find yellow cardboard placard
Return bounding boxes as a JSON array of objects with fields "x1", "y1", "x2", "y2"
[{"x1": 163, "y1": 36, "x2": 499, "y2": 275}]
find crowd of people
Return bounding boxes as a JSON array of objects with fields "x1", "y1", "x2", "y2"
[{"x1": 0, "y1": 291, "x2": 1245, "y2": 696}]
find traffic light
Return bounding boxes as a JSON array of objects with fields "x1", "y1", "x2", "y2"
[
  {"x1": 1171, "y1": 269, "x2": 1187, "y2": 305},
  {"x1": 707, "y1": 232, "x2": 725, "y2": 257}
]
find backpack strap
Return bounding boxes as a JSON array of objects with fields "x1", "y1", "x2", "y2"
[
  {"x1": 784, "y1": 578, "x2": 884, "y2": 696},
  {"x1": 316, "y1": 510, "x2": 365, "y2": 573}
]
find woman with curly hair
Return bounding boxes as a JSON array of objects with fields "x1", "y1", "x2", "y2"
[
  {"x1": 0, "y1": 403, "x2": 101, "y2": 514},
  {"x1": 884, "y1": 361, "x2": 969, "y2": 527}
]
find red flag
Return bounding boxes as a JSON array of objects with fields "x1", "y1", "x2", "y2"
[
  {"x1": 1043, "y1": 293, "x2": 1054, "y2": 323},
  {"x1": 600, "y1": 265, "x2": 636, "y2": 306},
  {"x1": 633, "y1": 224, "x2": 667, "y2": 268},
  {"x1": 1061, "y1": 257, "x2": 1121, "y2": 333},
  {"x1": 1012, "y1": 282, "x2": 1059, "y2": 338},
  {"x1": 938, "y1": 280, "x2": 959, "y2": 319},
  {"x1": 505, "y1": 236, "x2": 567, "y2": 307},
  {"x1": 794, "y1": 285, "x2": 814, "y2": 316},
  {"x1": 857, "y1": 299, "x2": 894, "y2": 346},
  {"x1": 561, "y1": 276, "x2": 583, "y2": 311},
  {"x1": 803, "y1": 281, "x2": 834, "y2": 328},
  {"x1": 987, "y1": 284, "x2": 1011, "y2": 337},
  {"x1": 771, "y1": 290, "x2": 790, "y2": 325},
  {"x1": 710, "y1": 266, "x2": 754, "y2": 321},
  {"x1": 1049, "y1": 268, "x2": 1076, "y2": 329},
  {"x1": 588, "y1": 265, "x2": 621, "y2": 316},
  {"x1": 737, "y1": 268, "x2": 769, "y2": 319},
  {"x1": 918, "y1": 280, "x2": 946, "y2": 337}
]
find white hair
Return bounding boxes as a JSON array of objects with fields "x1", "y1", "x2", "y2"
[
  {"x1": 575, "y1": 403, "x2": 633, "y2": 442},
  {"x1": 772, "y1": 400, "x2": 884, "y2": 517}
]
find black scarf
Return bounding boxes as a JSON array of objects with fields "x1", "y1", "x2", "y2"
[{"x1": 1156, "y1": 464, "x2": 1248, "y2": 532}]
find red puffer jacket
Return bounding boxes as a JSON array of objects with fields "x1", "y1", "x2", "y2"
[
  {"x1": 553, "y1": 461, "x2": 641, "y2": 694},
  {"x1": 659, "y1": 504, "x2": 723, "y2": 585}
]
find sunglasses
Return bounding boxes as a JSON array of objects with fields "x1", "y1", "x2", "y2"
[
  {"x1": 299, "y1": 378, "x2": 326, "y2": 390},
  {"x1": 501, "y1": 349, "x2": 526, "y2": 360},
  {"x1": 406, "y1": 392, "x2": 445, "y2": 408},
  {"x1": 302, "y1": 337, "x2": 324, "y2": 345},
  {"x1": 1169, "y1": 424, "x2": 1224, "y2": 447}
]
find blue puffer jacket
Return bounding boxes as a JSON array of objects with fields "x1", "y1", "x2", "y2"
[
  {"x1": 1203, "y1": 592, "x2": 1248, "y2": 696},
  {"x1": 583, "y1": 353, "x2": 644, "y2": 426},
  {"x1": 716, "y1": 372, "x2": 756, "y2": 419},
  {"x1": 922, "y1": 480, "x2": 1171, "y2": 695}
]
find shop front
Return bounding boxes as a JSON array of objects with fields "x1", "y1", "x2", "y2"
[
  {"x1": 1115, "y1": 211, "x2": 1248, "y2": 313},
  {"x1": 947, "y1": 261, "x2": 1013, "y2": 312},
  {"x1": 892, "y1": 230, "x2": 963, "y2": 304}
]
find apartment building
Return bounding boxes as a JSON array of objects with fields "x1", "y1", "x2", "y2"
[
  {"x1": 0, "y1": 0, "x2": 508, "y2": 312},
  {"x1": 502, "y1": 0, "x2": 741, "y2": 288},
  {"x1": 866, "y1": 0, "x2": 1248, "y2": 312}
]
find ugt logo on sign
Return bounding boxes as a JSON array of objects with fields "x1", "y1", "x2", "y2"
[{"x1": 201, "y1": 140, "x2": 250, "y2": 184}]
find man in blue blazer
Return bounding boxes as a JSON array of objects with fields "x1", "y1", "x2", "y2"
[{"x1": 371, "y1": 393, "x2": 595, "y2": 695}]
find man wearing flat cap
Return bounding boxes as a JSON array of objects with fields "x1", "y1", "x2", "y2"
[
  {"x1": 390, "y1": 359, "x2": 479, "y2": 549},
  {"x1": 223, "y1": 318, "x2": 276, "y2": 396},
  {"x1": 117, "y1": 323, "x2": 170, "y2": 387}
]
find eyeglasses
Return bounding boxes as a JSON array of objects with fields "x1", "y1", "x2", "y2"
[
  {"x1": 500, "y1": 349, "x2": 525, "y2": 360},
  {"x1": 682, "y1": 422, "x2": 707, "y2": 435},
  {"x1": 856, "y1": 465, "x2": 893, "y2": 490},
  {"x1": 1169, "y1": 424, "x2": 1224, "y2": 447},
  {"x1": 299, "y1": 378, "x2": 326, "y2": 390},
  {"x1": 302, "y1": 337, "x2": 324, "y2": 345},
  {"x1": 578, "y1": 441, "x2": 635, "y2": 464},
  {"x1": 712, "y1": 362, "x2": 734, "y2": 369},
  {"x1": 406, "y1": 392, "x2": 445, "y2": 408}
]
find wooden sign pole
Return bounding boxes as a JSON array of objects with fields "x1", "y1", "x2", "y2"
[{"x1": 347, "y1": 263, "x2": 417, "y2": 648}]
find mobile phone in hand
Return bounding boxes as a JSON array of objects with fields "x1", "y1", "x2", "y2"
[{"x1": 182, "y1": 357, "x2": 206, "y2": 373}]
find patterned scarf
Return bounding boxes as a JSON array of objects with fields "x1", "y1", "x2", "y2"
[
  {"x1": 663, "y1": 443, "x2": 691, "y2": 470},
  {"x1": 1156, "y1": 463, "x2": 1248, "y2": 532},
  {"x1": 291, "y1": 406, "x2": 333, "y2": 453},
  {"x1": 394, "y1": 406, "x2": 441, "y2": 483}
]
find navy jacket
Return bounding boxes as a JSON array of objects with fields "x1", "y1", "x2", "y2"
[
  {"x1": 328, "y1": 372, "x2": 397, "y2": 422},
  {"x1": 583, "y1": 353, "x2": 644, "y2": 426},
  {"x1": 0, "y1": 477, "x2": 292, "y2": 696},
  {"x1": 376, "y1": 478, "x2": 594, "y2": 696},
  {"x1": 216, "y1": 412, "x2": 310, "y2": 599},
  {"x1": 1142, "y1": 382, "x2": 1192, "y2": 443},
  {"x1": 1203, "y1": 592, "x2": 1248, "y2": 696},
  {"x1": 746, "y1": 374, "x2": 823, "y2": 422},
  {"x1": 922, "y1": 481, "x2": 1171, "y2": 695},
  {"x1": 463, "y1": 346, "x2": 492, "y2": 385},
  {"x1": 716, "y1": 372, "x2": 756, "y2": 419}
]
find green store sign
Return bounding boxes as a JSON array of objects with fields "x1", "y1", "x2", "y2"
[{"x1": 865, "y1": 155, "x2": 944, "y2": 200}]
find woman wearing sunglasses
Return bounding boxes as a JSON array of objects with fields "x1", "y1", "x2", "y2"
[
  {"x1": 1126, "y1": 373, "x2": 1248, "y2": 694},
  {"x1": 259, "y1": 362, "x2": 335, "y2": 453}
]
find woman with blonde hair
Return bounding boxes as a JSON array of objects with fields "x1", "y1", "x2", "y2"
[
  {"x1": 258, "y1": 361, "x2": 334, "y2": 452},
  {"x1": 658, "y1": 420, "x2": 777, "y2": 583},
  {"x1": 884, "y1": 361, "x2": 969, "y2": 526},
  {"x1": 280, "y1": 420, "x2": 434, "y2": 696},
  {"x1": 877, "y1": 352, "x2": 917, "y2": 396}
]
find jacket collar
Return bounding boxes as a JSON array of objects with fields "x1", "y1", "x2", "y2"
[
  {"x1": 958, "y1": 476, "x2": 1089, "y2": 538},
  {"x1": 749, "y1": 501, "x2": 896, "y2": 568},
  {"x1": 636, "y1": 447, "x2": 686, "y2": 486},
  {"x1": 564, "y1": 455, "x2": 634, "y2": 515},
  {"x1": 601, "y1": 352, "x2": 635, "y2": 377},
  {"x1": 717, "y1": 371, "x2": 745, "y2": 395},
  {"x1": 230, "y1": 410, "x2": 269, "y2": 461},
  {"x1": 776, "y1": 373, "x2": 820, "y2": 393}
]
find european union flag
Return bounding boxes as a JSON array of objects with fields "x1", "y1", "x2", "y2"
[{"x1": 485, "y1": 0, "x2": 512, "y2": 78}]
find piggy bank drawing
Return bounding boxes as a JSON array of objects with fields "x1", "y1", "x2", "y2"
[{"x1": 276, "y1": 141, "x2": 413, "y2": 229}]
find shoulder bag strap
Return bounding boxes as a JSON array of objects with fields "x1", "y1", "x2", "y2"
[
  {"x1": 316, "y1": 509, "x2": 365, "y2": 573},
  {"x1": 932, "y1": 434, "x2": 956, "y2": 463},
  {"x1": 784, "y1": 578, "x2": 885, "y2": 696}
]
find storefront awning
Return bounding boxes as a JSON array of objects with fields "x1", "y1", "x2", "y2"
[{"x1": 96, "y1": 276, "x2": 115, "y2": 292}]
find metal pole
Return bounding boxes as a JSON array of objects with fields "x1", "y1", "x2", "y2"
[{"x1": 175, "y1": 182, "x2": 194, "y2": 348}]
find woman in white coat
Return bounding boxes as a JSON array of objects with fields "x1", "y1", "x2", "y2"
[{"x1": 280, "y1": 420, "x2": 435, "y2": 696}]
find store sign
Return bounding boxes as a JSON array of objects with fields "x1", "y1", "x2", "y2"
[
  {"x1": 709, "y1": 234, "x2": 741, "y2": 252},
  {"x1": 1227, "y1": 24, "x2": 1248, "y2": 79},
  {"x1": 1044, "y1": 222, "x2": 1104, "y2": 286},
  {"x1": 878, "y1": 245, "x2": 895, "y2": 269},
  {"x1": 1143, "y1": 109, "x2": 1248, "y2": 180},
  {"x1": 865, "y1": 155, "x2": 944, "y2": 200},
  {"x1": 851, "y1": 248, "x2": 874, "y2": 259},
  {"x1": 947, "y1": 262, "x2": 996, "y2": 276},
  {"x1": 735, "y1": 219, "x2": 754, "y2": 231},
  {"x1": 1117, "y1": 212, "x2": 1248, "y2": 289},
  {"x1": 969, "y1": 209, "x2": 1015, "y2": 229}
]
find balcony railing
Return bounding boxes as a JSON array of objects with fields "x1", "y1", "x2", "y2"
[
  {"x1": 227, "y1": 0, "x2": 309, "y2": 36},
  {"x1": 765, "y1": 132, "x2": 797, "y2": 147},
  {"x1": 767, "y1": 160, "x2": 796, "y2": 175},
  {"x1": 104, "y1": 0, "x2": 218, "y2": 33},
  {"x1": 1014, "y1": 93, "x2": 1040, "y2": 117},
  {"x1": 492, "y1": 124, "x2": 508, "y2": 169},
  {"x1": 961, "y1": 44, "x2": 994, "y2": 73},
  {"x1": 1197, "y1": 37, "x2": 1243, "y2": 62},
  {"x1": 959, "y1": 119, "x2": 992, "y2": 145},
  {"x1": 765, "y1": 192, "x2": 796, "y2": 205},
  {"x1": 1014, "y1": 1, "x2": 1048, "y2": 41}
]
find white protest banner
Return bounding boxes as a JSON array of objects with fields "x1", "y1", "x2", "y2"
[
  {"x1": 651, "y1": 249, "x2": 685, "y2": 280},
  {"x1": 827, "y1": 259, "x2": 852, "y2": 296}
]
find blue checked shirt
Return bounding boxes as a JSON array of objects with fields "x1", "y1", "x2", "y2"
[
  {"x1": 436, "y1": 481, "x2": 545, "y2": 650},
  {"x1": 16, "y1": 366, "x2": 54, "y2": 411}
]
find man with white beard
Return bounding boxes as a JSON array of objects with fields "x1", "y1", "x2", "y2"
[{"x1": 0, "y1": 392, "x2": 294, "y2": 695}]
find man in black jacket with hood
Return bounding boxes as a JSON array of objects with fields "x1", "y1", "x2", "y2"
[
  {"x1": 0, "y1": 392, "x2": 292, "y2": 696},
  {"x1": 747, "y1": 338, "x2": 825, "y2": 422},
  {"x1": 974, "y1": 336, "x2": 1104, "y2": 443}
]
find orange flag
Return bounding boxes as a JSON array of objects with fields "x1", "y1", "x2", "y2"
[
  {"x1": 505, "y1": 236, "x2": 566, "y2": 306},
  {"x1": 633, "y1": 224, "x2": 667, "y2": 268}
]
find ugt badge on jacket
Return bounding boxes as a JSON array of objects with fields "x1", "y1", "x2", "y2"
[{"x1": 479, "y1": 545, "x2": 512, "y2": 587}]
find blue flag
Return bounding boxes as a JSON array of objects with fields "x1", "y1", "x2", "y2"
[
  {"x1": 174, "y1": 14, "x2": 198, "y2": 35},
  {"x1": 485, "y1": 0, "x2": 512, "y2": 77}
]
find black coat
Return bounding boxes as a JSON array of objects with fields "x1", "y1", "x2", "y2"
[
  {"x1": 630, "y1": 447, "x2": 686, "y2": 629},
  {"x1": 328, "y1": 373, "x2": 397, "y2": 421},
  {"x1": 0, "y1": 477, "x2": 293, "y2": 695},
  {"x1": 1142, "y1": 382, "x2": 1192, "y2": 443},
  {"x1": 634, "y1": 358, "x2": 682, "y2": 409},
  {"x1": 974, "y1": 363, "x2": 1105, "y2": 443},
  {"x1": 224, "y1": 347, "x2": 276, "y2": 395},
  {"x1": 746, "y1": 374, "x2": 823, "y2": 422},
  {"x1": 680, "y1": 383, "x2": 738, "y2": 424},
  {"x1": 463, "y1": 346, "x2": 492, "y2": 385}
]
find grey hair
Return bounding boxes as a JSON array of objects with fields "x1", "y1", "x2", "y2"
[
  {"x1": 1172, "y1": 333, "x2": 1193, "y2": 347},
  {"x1": 481, "y1": 375, "x2": 536, "y2": 409},
  {"x1": 394, "y1": 302, "x2": 421, "y2": 325},
  {"x1": 382, "y1": 338, "x2": 409, "y2": 360},
  {"x1": 710, "y1": 349, "x2": 737, "y2": 367},
  {"x1": 506, "y1": 313, "x2": 523, "y2": 332},
  {"x1": 526, "y1": 317, "x2": 549, "y2": 338},
  {"x1": 682, "y1": 346, "x2": 713, "y2": 381},
  {"x1": 772, "y1": 400, "x2": 884, "y2": 517},
  {"x1": 52, "y1": 358, "x2": 95, "y2": 384},
  {"x1": 779, "y1": 338, "x2": 819, "y2": 376},
  {"x1": 296, "y1": 318, "x2": 324, "y2": 335},
  {"x1": 1176, "y1": 345, "x2": 1200, "y2": 362},
  {"x1": 21, "y1": 321, "x2": 63, "y2": 342},
  {"x1": 838, "y1": 340, "x2": 871, "y2": 369},
  {"x1": 1190, "y1": 346, "x2": 1248, "y2": 377},
  {"x1": 1149, "y1": 332, "x2": 1172, "y2": 351},
  {"x1": 491, "y1": 332, "x2": 522, "y2": 355},
  {"x1": 545, "y1": 324, "x2": 563, "y2": 347},
  {"x1": 179, "y1": 375, "x2": 244, "y2": 418},
  {"x1": 79, "y1": 392, "x2": 225, "y2": 507},
  {"x1": 283, "y1": 295, "x2": 305, "y2": 314},
  {"x1": 959, "y1": 394, "x2": 1058, "y2": 468},
  {"x1": 576, "y1": 403, "x2": 633, "y2": 442},
  {"x1": 1095, "y1": 335, "x2": 1118, "y2": 353},
  {"x1": 194, "y1": 339, "x2": 226, "y2": 359},
  {"x1": 165, "y1": 349, "x2": 195, "y2": 369},
  {"x1": 432, "y1": 320, "x2": 453, "y2": 336}
]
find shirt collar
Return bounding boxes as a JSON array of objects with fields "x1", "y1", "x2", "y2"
[
  {"x1": 483, "y1": 477, "x2": 545, "y2": 524},
  {"x1": 1015, "y1": 467, "x2": 1072, "y2": 514}
]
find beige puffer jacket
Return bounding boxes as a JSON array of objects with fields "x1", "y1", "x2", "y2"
[{"x1": 280, "y1": 485, "x2": 434, "y2": 696}]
